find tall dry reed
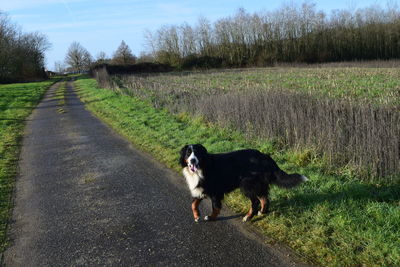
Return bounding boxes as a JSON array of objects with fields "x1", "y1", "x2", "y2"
[{"x1": 184, "y1": 91, "x2": 399, "y2": 179}]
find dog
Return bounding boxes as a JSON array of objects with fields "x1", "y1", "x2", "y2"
[{"x1": 179, "y1": 144, "x2": 308, "y2": 222}]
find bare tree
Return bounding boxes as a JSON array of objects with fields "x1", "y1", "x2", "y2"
[
  {"x1": 179, "y1": 22, "x2": 196, "y2": 57},
  {"x1": 143, "y1": 29, "x2": 156, "y2": 57},
  {"x1": 0, "y1": 11, "x2": 50, "y2": 82},
  {"x1": 20, "y1": 32, "x2": 51, "y2": 71},
  {"x1": 112, "y1": 40, "x2": 136, "y2": 65},
  {"x1": 54, "y1": 60, "x2": 65, "y2": 73},
  {"x1": 0, "y1": 12, "x2": 17, "y2": 82},
  {"x1": 195, "y1": 16, "x2": 213, "y2": 56},
  {"x1": 64, "y1": 41, "x2": 92, "y2": 73},
  {"x1": 95, "y1": 51, "x2": 109, "y2": 64},
  {"x1": 154, "y1": 25, "x2": 181, "y2": 65},
  {"x1": 137, "y1": 51, "x2": 154, "y2": 63},
  {"x1": 145, "y1": 1, "x2": 400, "y2": 67}
]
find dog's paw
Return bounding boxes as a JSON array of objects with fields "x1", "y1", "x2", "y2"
[
  {"x1": 258, "y1": 210, "x2": 269, "y2": 216},
  {"x1": 204, "y1": 215, "x2": 217, "y2": 221},
  {"x1": 242, "y1": 215, "x2": 250, "y2": 222}
]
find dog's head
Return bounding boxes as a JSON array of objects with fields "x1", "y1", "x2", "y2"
[{"x1": 179, "y1": 144, "x2": 208, "y2": 172}]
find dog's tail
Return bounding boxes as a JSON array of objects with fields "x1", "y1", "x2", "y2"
[{"x1": 272, "y1": 169, "x2": 308, "y2": 188}]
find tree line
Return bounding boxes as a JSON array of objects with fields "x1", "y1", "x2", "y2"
[
  {"x1": 144, "y1": 2, "x2": 400, "y2": 68},
  {"x1": 59, "y1": 40, "x2": 141, "y2": 73},
  {"x1": 0, "y1": 11, "x2": 50, "y2": 83}
]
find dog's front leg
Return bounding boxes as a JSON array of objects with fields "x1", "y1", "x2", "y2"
[
  {"x1": 191, "y1": 198, "x2": 202, "y2": 222},
  {"x1": 204, "y1": 196, "x2": 222, "y2": 221}
]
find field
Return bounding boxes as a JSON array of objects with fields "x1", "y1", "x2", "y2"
[
  {"x1": 0, "y1": 80, "x2": 54, "y2": 253},
  {"x1": 98, "y1": 67, "x2": 400, "y2": 180},
  {"x1": 114, "y1": 67, "x2": 400, "y2": 105},
  {"x1": 76, "y1": 67, "x2": 400, "y2": 267}
]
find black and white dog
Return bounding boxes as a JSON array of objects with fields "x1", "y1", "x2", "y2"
[{"x1": 179, "y1": 144, "x2": 308, "y2": 222}]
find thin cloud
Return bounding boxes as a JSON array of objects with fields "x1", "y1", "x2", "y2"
[
  {"x1": 61, "y1": 0, "x2": 78, "y2": 26},
  {"x1": 156, "y1": 3, "x2": 194, "y2": 16},
  {"x1": 1, "y1": 0, "x2": 89, "y2": 11}
]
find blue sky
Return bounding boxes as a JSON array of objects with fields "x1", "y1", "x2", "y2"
[{"x1": 1, "y1": 0, "x2": 395, "y2": 70}]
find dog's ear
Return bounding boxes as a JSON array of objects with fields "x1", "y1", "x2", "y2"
[
  {"x1": 196, "y1": 144, "x2": 208, "y2": 154},
  {"x1": 179, "y1": 145, "x2": 189, "y2": 167}
]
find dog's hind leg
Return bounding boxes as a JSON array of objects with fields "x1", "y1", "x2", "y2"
[
  {"x1": 243, "y1": 196, "x2": 259, "y2": 222},
  {"x1": 191, "y1": 198, "x2": 202, "y2": 222},
  {"x1": 257, "y1": 196, "x2": 270, "y2": 215}
]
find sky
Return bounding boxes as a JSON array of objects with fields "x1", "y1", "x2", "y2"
[{"x1": 1, "y1": 0, "x2": 396, "y2": 70}]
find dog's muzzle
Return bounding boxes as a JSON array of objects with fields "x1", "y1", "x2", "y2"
[
  {"x1": 189, "y1": 163, "x2": 198, "y2": 172},
  {"x1": 187, "y1": 158, "x2": 199, "y2": 172}
]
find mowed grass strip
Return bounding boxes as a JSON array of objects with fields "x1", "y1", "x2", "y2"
[
  {"x1": 54, "y1": 81, "x2": 67, "y2": 113},
  {"x1": 0, "y1": 80, "x2": 55, "y2": 253},
  {"x1": 75, "y1": 77, "x2": 400, "y2": 267}
]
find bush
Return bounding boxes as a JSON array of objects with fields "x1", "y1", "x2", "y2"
[
  {"x1": 181, "y1": 55, "x2": 223, "y2": 69},
  {"x1": 90, "y1": 62, "x2": 173, "y2": 76}
]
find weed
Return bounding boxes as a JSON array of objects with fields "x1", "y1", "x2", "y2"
[{"x1": 80, "y1": 173, "x2": 97, "y2": 184}]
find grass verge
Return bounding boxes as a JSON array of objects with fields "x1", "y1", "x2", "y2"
[
  {"x1": 0, "y1": 79, "x2": 55, "y2": 254},
  {"x1": 53, "y1": 81, "x2": 66, "y2": 113},
  {"x1": 75, "y1": 76, "x2": 399, "y2": 267}
]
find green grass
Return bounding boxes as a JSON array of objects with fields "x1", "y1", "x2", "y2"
[
  {"x1": 0, "y1": 79, "x2": 55, "y2": 253},
  {"x1": 53, "y1": 82, "x2": 66, "y2": 113},
  {"x1": 75, "y1": 76, "x2": 399, "y2": 267}
]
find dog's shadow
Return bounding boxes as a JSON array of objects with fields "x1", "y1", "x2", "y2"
[
  {"x1": 231, "y1": 182, "x2": 400, "y2": 224},
  {"x1": 198, "y1": 182, "x2": 399, "y2": 223},
  {"x1": 274, "y1": 181, "x2": 400, "y2": 213},
  {"x1": 196, "y1": 213, "x2": 243, "y2": 223},
  {"x1": 212, "y1": 214, "x2": 243, "y2": 222}
]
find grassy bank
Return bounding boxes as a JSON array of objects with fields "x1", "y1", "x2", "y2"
[
  {"x1": 75, "y1": 76, "x2": 399, "y2": 267},
  {"x1": 0, "y1": 80, "x2": 55, "y2": 253}
]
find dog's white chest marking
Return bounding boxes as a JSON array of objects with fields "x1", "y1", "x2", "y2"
[{"x1": 182, "y1": 167, "x2": 205, "y2": 198}]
